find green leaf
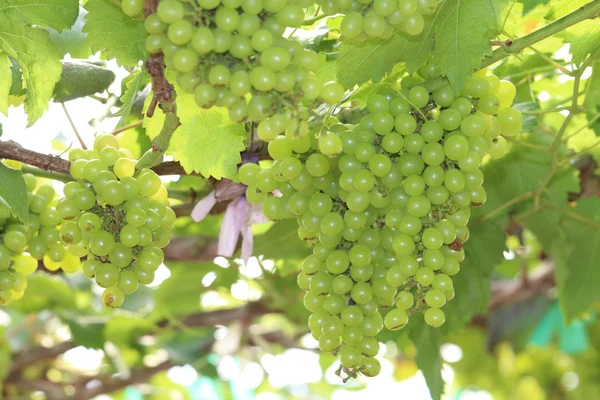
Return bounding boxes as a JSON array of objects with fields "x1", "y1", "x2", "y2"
[
  {"x1": 8, "y1": 57, "x2": 25, "y2": 97},
  {"x1": 53, "y1": 60, "x2": 116, "y2": 102},
  {"x1": 12, "y1": 274, "x2": 76, "y2": 313},
  {"x1": 525, "y1": 198, "x2": 600, "y2": 320},
  {"x1": 159, "y1": 329, "x2": 214, "y2": 365},
  {"x1": 167, "y1": 97, "x2": 245, "y2": 180},
  {"x1": 253, "y1": 219, "x2": 311, "y2": 261},
  {"x1": 442, "y1": 222, "x2": 506, "y2": 332},
  {"x1": 545, "y1": 0, "x2": 592, "y2": 20},
  {"x1": 83, "y1": 0, "x2": 147, "y2": 67},
  {"x1": 48, "y1": 10, "x2": 92, "y2": 58},
  {"x1": 409, "y1": 316, "x2": 444, "y2": 400},
  {"x1": 0, "y1": 20, "x2": 62, "y2": 125},
  {"x1": 563, "y1": 19, "x2": 600, "y2": 64},
  {"x1": 433, "y1": 0, "x2": 510, "y2": 90},
  {"x1": 63, "y1": 315, "x2": 106, "y2": 349},
  {"x1": 336, "y1": 33, "x2": 406, "y2": 89},
  {"x1": 105, "y1": 315, "x2": 154, "y2": 347},
  {"x1": 0, "y1": 163, "x2": 28, "y2": 224},
  {"x1": 586, "y1": 59, "x2": 600, "y2": 136},
  {"x1": 315, "y1": 53, "x2": 337, "y2": 86},
  {"x1": 476, "y1": 141, "x2": 579, "y2": 221},
  {"x1": 0, "y1": 52, "x2": 9, "y2": 115},
  {"x1": 519, "y1": 0, "x2": 550, "y2": 14},
  {"x1": 113, "y1": 69, "x2": 146, "y2": 117},
  {"x1": 0, "y1": 0, "x2": 79, "y2": 32}
]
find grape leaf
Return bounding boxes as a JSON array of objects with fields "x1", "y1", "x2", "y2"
[
  {"x1": 53, "y1": 60, "x2": 116, "y2": 102},
  {"x1": 0, "y1": 0, "x2": 79, "y2": 32},
  {"x1": 409, "y1": 316, "x2": 444, "y2": 400},
  {"x1": 398, "y1": 11, "x2": 444, "y2": 74},
  {"x1": 0, "y1": 52, "x2": 9, "y2": 115},
  {"x1": 254, "y1": 220, "x2": 311, "y2": 261},
  {"x1": 442, "y1": 222, "x2": 506, "y2": 333},
  {"x1": 167, "y1": 95, "x2": 245, "y2": 180},
  {"x1": 336, "y1": 33, "x2": 408, "y2": 89},
  {"x1": 519, "y1": 0, "x2": 550, "y2": 14},
  {"x1": 11, "y1": 274, "x2": 75, "y2": 313},
  {"x1": 0, "y1": 163, "x2": 29, "y2": 225},
  {"x1": 586, "y1": 60, "x2": 600, "y2": 136},
  {"x1": 475, "y1": 140, "x2": 579, "y2": 221},
  {"x1": 545, "y1": 0, "x2": 592, "y2": 20},
  {"x1": 48, "y1": 9, "x2": 92, "y2": 58},
  {"x1": 433, "y1": 0, "x2": 510, "y2": 91},
  {"x1": 563, "y1": 20, "x2": 600, "y2": 64},
  {"x1": 525, "y1": 198, "x2": 600, "y2": 320},
  {"x1": 0, "y1": 20, "x2": 62, "y2": 125},
  {"x1": 62, "y1": 316, "x2": 106, "y2": 349},
  {"x1": 83, "y1": 0, "x2": 147, "y2": 67},
  {"x1": 113, "y1": 69, "x2": 147, "y2": 117}
]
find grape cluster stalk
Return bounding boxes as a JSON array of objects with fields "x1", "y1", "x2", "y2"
[
  {"x1": 0, "y1": 174, "x2": 80, "y2": 305},
  {"x1": 65, "y1": 134, "x2": 175, "y2": 308},
  {"x1": 238, "y1": 65, "x2": 522, "y2": 379}
]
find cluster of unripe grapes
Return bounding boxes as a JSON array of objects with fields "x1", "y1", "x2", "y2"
[
  {"x1": 0, "y1": 174, "x2": 81, "y2": 305},
  {"x1": 66, "y1": 134, "x2": 175, "y2": 308},
  {"x1": 237, "y1": 67, "x2": 521, "y2": 378},
  {"x1": 131, "y1": 0, "x2": 345, "y2": 130},
  {"x1": 332, "y1": 0, "x2": 438, "y2": 38}
]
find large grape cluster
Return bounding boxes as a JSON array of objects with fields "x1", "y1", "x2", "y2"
[
  {"x1": 133, "y1": 0, "x2": 345, "y2": 132},
  {"x1": 331, "y1": 0, "x2": 439, "y2": 39},
  {"x1": 0, "y1": 174, "x2": 80, "y2": 306},
  {"x1": 65, "y1": 134, "x2": 175, "y2": 308},
  {"x1": 238, "y1": 69, "x2": 521, "y2": 378}
]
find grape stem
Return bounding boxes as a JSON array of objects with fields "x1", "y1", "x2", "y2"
[
  {"x1": 136, "y1": 0, "x2": 180, "y2": 172},
  {"x1": 60, "y1": 103, "x2": 88, "y2": 149},
  {"x1": 109, "y1": 120, "x2": 143, "y2": 136},
  {"x1": 533, "y1": 48, "x2": 600, "y2": 207}
]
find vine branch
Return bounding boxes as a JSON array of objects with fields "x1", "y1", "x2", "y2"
[
  {"x1": 135, "y1": 0, "x2": 179, "y2": 172},
  {"x1": 0, "y1": 140, "x2": 195, "y2": 178}
]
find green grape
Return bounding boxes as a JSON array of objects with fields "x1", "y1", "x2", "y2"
[
  {"x1": 425, "y1": 288, "x2": 446, "y2": 308},
  {"x1": 102, "y1": 286, "x2": 125, "y2": 308},
  {"x1": 384, "y1": 309, "x2": 409, "y2": 331},
  {"x1": 144, "y1": 14, "x2": 167, "y2": 34},
  {"x1": 361, "y1": 357, "x2": 382, "y2": 377},
  {"x1": 321, "y1": 81, "x2": 345, "y2": 104},
  {"x1": 3, "y1": 231, "x2": 27, "y2": 252},
  {"x1": 341, "y1": 12, "x2": 364, "y2": 38},
  {"x1": 351, "y1": 282, "x2": 374, "y2": 304},
  {"x1": 89, "y1": 230, "x2": 116, "y2": 257},
  {"x1": 156, "y1": 0, "x2": 184, "y2": 23},
  {"x1": 118, "y1": 270, "x2": 139, "y2": 294},
  {"x1": 121, "y1": 0, "x2": 144, "y2": 18},
  {"x1": 78, "y1": 212, "x2": 102, "y2": 233},
  {"x1": 339, "y1": 345, "x2": 363, "y2": 368},
  {"x1": 424, "y1": 308, "x2": 445, "y2": 327},
  {"x1": 60, "y1": 222, "x2": 82, "y2": 245},
  {"x1": 498, "y1": 107, "x2": 523, "y2": 136},
  {"x1": 13, "y1": 254, "x2": 37, "y2": 275},
  {"x1": 432, "y1": 274, "x2": 453, "y2": 292},
  {"x1": 74, "y1": 189, "x2": 96, "y2": 210},
  {"x1": 403, "y1": 13, "x2": 424, "y2": 35}
]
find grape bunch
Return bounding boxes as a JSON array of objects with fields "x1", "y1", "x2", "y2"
[
  {"x1": 66, "y1": 134, "x2": 175, "y2": 308},
  {"x1": 328, "y1": 0, "x2": 438, "y2": 39},
  {"x1": 238, "y1": 69, "x2": 521, "y2": 378},
  {"x1": 135, "y1": 0, "x2": 345, "y2": 132},
  {"x1": 0, "y1": 174, "x2": 80, "y2": 305}
]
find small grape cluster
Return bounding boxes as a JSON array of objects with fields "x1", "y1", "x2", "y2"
[
  {"x1": 238, "y1": 68, "x2": 521, "y2": 378},
  {"x1": 330, "y1": 0, "x2": 438, "y2": 39},
  {"x1": 137, "y1": 0, "x2": 345, "y2": 130},
  {"x1": 65, "y1": 134, "x2": 175, "y2": 308},
  {"x1": 0, "y1": 174, "x2": 80, "y2": 305}
]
